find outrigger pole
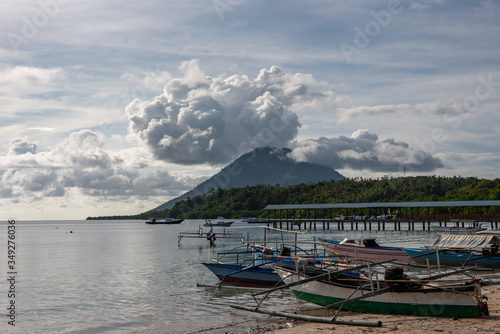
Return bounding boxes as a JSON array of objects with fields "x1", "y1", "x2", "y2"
[{"x1": 229, "y1": 304, "x2": 382, "y2": 327}]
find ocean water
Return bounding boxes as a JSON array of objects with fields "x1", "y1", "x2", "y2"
[{"x1": 0, "y1": 219, "x2": 438, "y2": 333}]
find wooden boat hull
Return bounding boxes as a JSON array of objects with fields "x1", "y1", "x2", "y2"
[
  {"x1": 403, "y1": 248, "x2": 500, "y2": 269},
  {"x1": 201, "y1": 262, "x2": 282, "y2": 285},
  {"x1": 319, "y1": 238, "x2": 413, "y2": 263},
  {"x1": 274, "y1": 267, "x2": 483, "y2": 317}
]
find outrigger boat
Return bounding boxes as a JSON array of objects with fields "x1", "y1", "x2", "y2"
[
  {"x1": 201, "y1": 244, "x2": 322, "y2": 286},
  {"x1": 200, "y1": 227, "x2": 328, "y2": 287},
  {"x1": 269, "y1": 261, "x2": 489, "y2": 318},
  {"x1": 403, "y1": 234, "x2": 500, "y2": 269},
  {"x1": 319, "y1": 238, "x2": 414, "y2": 264},
  {"x1": 201, "y1": 248, "x2": 303, "y2": 286}
]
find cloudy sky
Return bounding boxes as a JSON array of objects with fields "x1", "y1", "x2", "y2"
[{"x1": 1, "y1": 0, "x2": 499, "y2": 220}]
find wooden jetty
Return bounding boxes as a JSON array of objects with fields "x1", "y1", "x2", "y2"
[
  {"x1": 178, "y1": 227, "x2": 244, "y2": 244},
  {"x1": 263, "y1": 200, "x2": 500, "y2": 231}
]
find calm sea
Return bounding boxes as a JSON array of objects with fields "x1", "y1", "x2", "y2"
[{"x1": 0, "y1": 219, "x2": 436, "y2": 333}]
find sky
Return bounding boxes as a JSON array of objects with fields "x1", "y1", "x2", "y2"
[{"x1": 1, "y1": 0, "x2": 499, "y2": 220}]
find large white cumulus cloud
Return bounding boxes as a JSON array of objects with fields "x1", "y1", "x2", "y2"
[
  {"x1": 126, "y1": 60, "x2": 334, "y2": 165},
  {"x1": 289, "y1": 129, "x2": 444, "y2": 172}
]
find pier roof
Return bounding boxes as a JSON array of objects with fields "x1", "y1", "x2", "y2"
[{"x1": 264, "y1": 200, "x2": 500, "y2": 210}]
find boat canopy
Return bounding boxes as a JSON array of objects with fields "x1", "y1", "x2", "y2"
[{"x1": 432, "y1": 235, "x2": 500, "y2": 249}]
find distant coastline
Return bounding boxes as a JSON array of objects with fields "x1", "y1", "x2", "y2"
[{"x1": 86, "y1": 176, "x2": 500, "y2": 220}]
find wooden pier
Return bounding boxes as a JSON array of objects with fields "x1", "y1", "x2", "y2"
[
  {"x1": 265, "y1": 218, "x2": 499, "y2": 231},
  {"x1": 264, "y1": 200, "x2": 500, "y2": 231}
]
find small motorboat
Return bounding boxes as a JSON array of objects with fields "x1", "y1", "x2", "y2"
[
  {"x1": 203, "y1": 217, "x2": 234, "y2": 227},
  {"x1": 145, "y1": 218, "x2": 184, "y2": 224}
]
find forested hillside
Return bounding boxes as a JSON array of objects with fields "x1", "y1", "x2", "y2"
[{"x1": 88, "y1": 176, "x2": 500, "y2": 220}]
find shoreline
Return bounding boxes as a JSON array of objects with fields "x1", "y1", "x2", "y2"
[{"x1": 235, "y1": 281, "x2": 500, "y2": 334}]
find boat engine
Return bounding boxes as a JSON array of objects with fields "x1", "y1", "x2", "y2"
[{"x1": 384, "y1": 266, "x2": 420, "y2": 291}]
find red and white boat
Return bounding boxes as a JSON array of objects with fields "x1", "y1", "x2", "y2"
[{"x1": 319, "y1": 238, "x2": 413, "y2": 264}]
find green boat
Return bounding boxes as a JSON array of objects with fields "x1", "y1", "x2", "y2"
[{"x1": 273, "y1": 266, "x2": 489, "y2": 318}]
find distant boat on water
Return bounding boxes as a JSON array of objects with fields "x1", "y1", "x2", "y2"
[
  {"x1": 145, "y1": 218, "x2": 184, "y2": 224},
  {"x1": 243, "y1": 217, "x2": 268, "y2": 224},
  {"x1": 431, "y1": 220, "x2": 485, "y2": 233},
  {"x1": 203, "y1": 217, "x2": 234, "y2": 227}
]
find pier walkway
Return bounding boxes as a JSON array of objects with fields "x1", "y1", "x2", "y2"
[{"x1": 264, "y1": 200, "x2": 500, "y2": 231}]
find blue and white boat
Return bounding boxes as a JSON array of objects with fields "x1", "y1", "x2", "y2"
[
  {"x1": 403, "y1": 235, "x2": 500, "y2": 269},
  {"x1": 201, "y1": 227, "x2": 326, "y2": 286}
]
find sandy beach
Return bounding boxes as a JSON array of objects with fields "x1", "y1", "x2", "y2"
[{"x1": 241, "y1": 281, "x2": 500, "y2": 334}]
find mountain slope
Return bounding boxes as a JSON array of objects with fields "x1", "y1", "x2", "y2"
[{"x1": 153, "y1": 147, "x2": 345, "y2": 211}]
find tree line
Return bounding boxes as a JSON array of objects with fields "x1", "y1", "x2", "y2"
[{"x1": 87, "y1": 176, "x2": 500, "y2": 220}]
